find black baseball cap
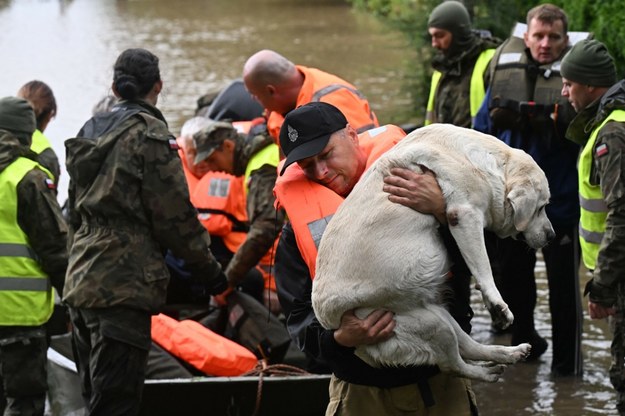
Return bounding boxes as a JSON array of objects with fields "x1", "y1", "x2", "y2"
[{"x1": 279, "y1": 102, "x2": 347, "y2": 175}]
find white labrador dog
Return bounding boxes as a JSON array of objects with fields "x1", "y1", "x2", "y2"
[{"x1": 311, "y1": 124, "x2": 555, "y2": 382}]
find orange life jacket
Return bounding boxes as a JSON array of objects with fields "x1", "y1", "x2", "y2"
[
  {"x1": 176, "y1": 144, "x2": 248, "y2": 253},
  {"x1": 178, "y1": 120, "x2": 279, "y2": 291},
  {"x1": 151, "y1": 313, "x2": 257, "y2": 376},
  {"x1": 176, "y1": 141, "x2": 200, "y2": 193},
  {"x1": 192, "y1": 171, "x2": 278, "y2": 291},
  {"x1": 273, "y1": 125, "x2": 405, "y2": 277},
  {"x1": 267, "y1": 65, "x2": 379, "y2": 142},
  {"x1": 192, "y1": 172, "x2": 249, "y2": 253}
]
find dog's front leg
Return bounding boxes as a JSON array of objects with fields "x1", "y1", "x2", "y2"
[{"x1": 446, "y1": 205, "x2": 514, "y2": 329}]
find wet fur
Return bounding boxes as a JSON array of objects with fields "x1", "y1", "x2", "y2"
[{"x1": 311, "y1": 124, "x2": 554, "y2": 382}]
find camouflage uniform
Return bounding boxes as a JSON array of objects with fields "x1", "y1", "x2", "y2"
[
  {"x1": 222, "y1": 129, "x2": 285, "y2": 286},
  {"x1": 36, "y1": 145, "x2": 60, "y2": 186},
  {"x1": 63, "y1": 100, "x2": 227, "y2": 415},
  {"x1": 429, "y1": 35, "x2": 500, "y2": 128},
  {"x1": 0, "y1": 130, "x2": 68, "y2": 416},
  {"x1": 567, "y1": 80, "x2": 625, "y2": 413}
]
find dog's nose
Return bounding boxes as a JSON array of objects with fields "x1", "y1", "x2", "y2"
[{"x1": 546, "y1": 227, "x2": 556, "y2": 242}]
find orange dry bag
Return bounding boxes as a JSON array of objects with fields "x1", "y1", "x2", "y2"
[{"x1": 151, "y1": 313, "x2": 257, "y2": 376}]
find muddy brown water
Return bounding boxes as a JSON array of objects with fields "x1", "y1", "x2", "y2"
[
  {"x1": 470, "y1": 260, "x2": 618, "y2": 415},
  {"x1": 0, "y1": 1, "x2": 618, "y2": 414}
]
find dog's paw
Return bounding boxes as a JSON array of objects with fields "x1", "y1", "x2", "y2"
[
  {"x1": 479, "y1": 363, "x2": 507, "y2": 383},
  {"x1": 513, "y1": 343, "x2": 532, "y2": 361},
  {"x1": 488, "y1": 303, "x2": 514, "y2": 330},
  {"x1": 508, "y1": 343, "x2": 532, "y2": 364}
]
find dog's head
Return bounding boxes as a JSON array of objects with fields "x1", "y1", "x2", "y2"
[{"x1": 504, "y1": 150, "x2": 555, "y2": 249}]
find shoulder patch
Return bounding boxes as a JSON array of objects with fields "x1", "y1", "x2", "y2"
[
  {"x1": 168, "y1": 138, "x2": 179, "y2": 150},
  {"x1": 44, "y1": 178, "x2": 56, "y2": 190},
  {"x1": 596, "y1": 143, "x2": 609, "y2": 158}
]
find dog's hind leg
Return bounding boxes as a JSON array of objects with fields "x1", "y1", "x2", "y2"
[
  {"x1": 359, "y1": 306, "x2": 508, "y2": 383},
  {"x1": 449, "y1": 312, "x2": 532, "y2": 364}
]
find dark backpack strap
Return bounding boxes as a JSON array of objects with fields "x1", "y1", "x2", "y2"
[
  {"x1": 416, "y1": 365, "x2": 440, "y2": 407},
  {"x1": 417, "y1": 378, "x2": 435, "y2": 407}
]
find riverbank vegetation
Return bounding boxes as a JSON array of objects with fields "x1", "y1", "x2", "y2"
[{"x1": 349, "y1": 0, "x2": 624, "y2": 126}]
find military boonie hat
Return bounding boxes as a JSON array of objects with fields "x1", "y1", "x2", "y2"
[
  {"x1": 279, "y1": 102, "x2": 347, "y2": 175},
  {"x1": 193, "y1": 120, "x2": 238, "y2": 165}
]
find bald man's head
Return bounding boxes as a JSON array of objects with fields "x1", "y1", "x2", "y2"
[{"x1": 242, "y1": 49, "x2": 302, "y2": 115}]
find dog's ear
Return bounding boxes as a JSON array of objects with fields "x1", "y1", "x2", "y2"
[{"x1": 507, "y1": 183, "x2": 537, "y2": 231}]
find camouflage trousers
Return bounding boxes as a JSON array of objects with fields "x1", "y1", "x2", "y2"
[
  {"x1": 610, "y1": 287, "x2": 625, "y2": 415},
  {"x1": 0, "y1": 326, "x2": 48, "y2": 416},
  {"x1": 69, "y1": 306, "x2": 151, "y2": 416}
]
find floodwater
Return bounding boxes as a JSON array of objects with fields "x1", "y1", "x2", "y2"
[
  {"x1": 0, "y1": 0, "x2": 417, "y2": 203},
  {"x1": 471, "y1": 260, "x2": 618, "y2": 415},
  {"x1": 0, "y1": 0, "x2": 619, "y2": 415}
]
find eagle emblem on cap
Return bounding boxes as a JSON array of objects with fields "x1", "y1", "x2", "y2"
[{"x1": 287, "y1": 124, "x2": 298, "y2": 142}]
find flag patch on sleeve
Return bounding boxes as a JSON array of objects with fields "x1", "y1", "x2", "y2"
[
  {"x1": 596, "y1": 143, "x2": 609, "y2": 158},
  {"x1": 168, "y1": 138, "x2": 179, "y2": 150},
  {"x1": 45, "y1": 178, "x2": 56, "y2": 190}
]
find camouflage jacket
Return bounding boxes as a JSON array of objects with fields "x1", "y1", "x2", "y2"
[
  {"x1": 37, "y1": 147, "x2": 61, "y2": 187},
  {"x1": 225, "y1": 131, "x2": 285, "y2": 285},
  {"x1": 430, "y1": 34, "x2": 501, "y2": 128},
  {"x1": 62, "y1": 100, "x2": 227, "y2": 311},
  {"x1": 567, "y1": 80, "x2": 625, "y2": 306},
  {"x1": 0, "y1": 130, "x2": 68, "y2": 295}
]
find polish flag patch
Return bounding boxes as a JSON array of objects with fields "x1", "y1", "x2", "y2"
[
  {"x1": 45, "y1": 178, "x2": 56, "y2": 190},
  {"x1": 168, "y1": 138, "x2": 179, "y2": 150},
  {"x1": 596, "y1": 143, "x2": 609, "y2": 158}
]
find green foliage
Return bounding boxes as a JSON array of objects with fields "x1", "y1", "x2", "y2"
[
  {"x1": 349, "y1": 0, "x2": 625, "y2": 123},
  {"x1": 549, "y1": 0, "x2": 624, "y2": 75}
]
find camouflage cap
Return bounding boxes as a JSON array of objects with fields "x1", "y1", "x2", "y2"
[{"x1": 192, "y1": 120, "x2": 238, "y2": 164}]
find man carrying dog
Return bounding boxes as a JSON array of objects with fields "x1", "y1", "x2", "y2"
[
  {"x1": 560, "y1": 39, "x2": 624, "y2": 413},
  {"x1": 273, "y1": 102, "x2": 477, "y2": 415},
  {"x1": 474, "y1": 3, "x2": 583, "y2": 376}
]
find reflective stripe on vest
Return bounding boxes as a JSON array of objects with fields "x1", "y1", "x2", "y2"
[
  {"x1": 192, "y1": 172, "x2": 249, "y2": 253},
  {"x1": 274, "y1": 125, "x2": 406, "y2": 277},
  {"x1": 311, "y1": 84, "x2": 376, "y2": 132},
  {"x1": 578, "y1": 110, "x2": 625, "y2": 270},
  {"x1": 0, "y1": 157, "x2": 54, "y2": 326},
  {"x1": 30, "y1": 129, "x2": 52, "y2": 154},
  {"x1": 425, "y1": 48, "x2": 496, "y2": 127}
]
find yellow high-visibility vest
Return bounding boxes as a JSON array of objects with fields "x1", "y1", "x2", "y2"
[
  {"x1": 578, "y1": 110, "x2": 625, "y2": 269},
  {"x1": 0, "y1": 157, "x2": 54, "y2": 326},
  {"x1": 425, "y1": 48, "x2": 496, "y2": 127}
]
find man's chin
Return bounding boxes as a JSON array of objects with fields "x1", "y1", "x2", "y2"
[
  {"x1": 536, "y1": 54, "x2": 554, "y2": 65},
  {"x1": 326, "y1": 183, "x2": 347, "y2": 197}
]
